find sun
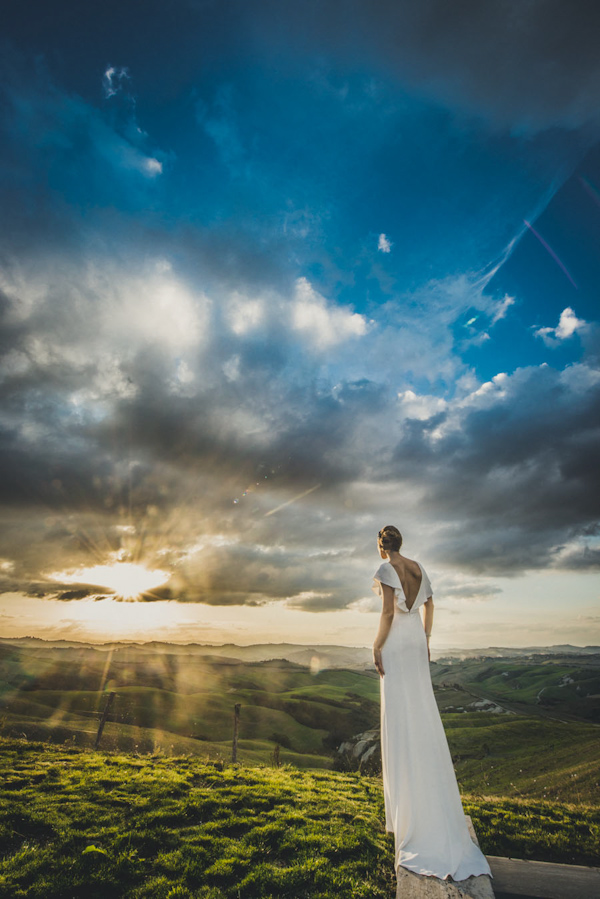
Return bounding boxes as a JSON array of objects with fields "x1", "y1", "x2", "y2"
[{"x1": 50, "y1": 562, "x2": 171, "y2": 600}]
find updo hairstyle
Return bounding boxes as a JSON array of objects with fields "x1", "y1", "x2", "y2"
[{"x1": 378, "y1": 525, "x2": 403, "y2": 553}]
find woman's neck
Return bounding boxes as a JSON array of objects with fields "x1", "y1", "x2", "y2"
[{"x1": 386, "y1": 551, "x2": 404, "y2": 564}]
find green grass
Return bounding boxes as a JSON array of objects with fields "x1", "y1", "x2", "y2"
[
  {"x1": 430, "y1": 658, "x2": 600, "y2": 723},
  {"x1": 0, "y1": 736, "x2": 598, "y2": 899},
  {"x1": 461, "y1": 795, "x2": 600, "y2": 867},
  {"x1": 3, "y1": 646, "x2": 600, "y2": 817},
  {"x1": 0, "y1": 736, "x2": 395, "y2": 899},
  {"x1": 0, "y1": 711, "x2": 332, "y2": 770},
  {"x1": 444, "y1": 714, "x2": 600, "y2": 804},
  {"x1": 0, "y1": 646, "x2": 380, "y2": 761}
]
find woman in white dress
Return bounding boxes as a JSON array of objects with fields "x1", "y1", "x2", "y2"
[{"x1": 372, "y1": 525, "x2": 493, "y2": 883}]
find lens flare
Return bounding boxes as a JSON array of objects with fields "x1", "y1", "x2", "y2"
[{"x1": 523, "y1": 219, "x2": 577, "y2": 289}]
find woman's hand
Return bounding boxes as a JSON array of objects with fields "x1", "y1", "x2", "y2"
[
  {"x1": 426, "y1": 636, "x2": 431, "y2": 663},
  {"x1": 373, "y1": 645, "x2": 384, "y2": 677}
]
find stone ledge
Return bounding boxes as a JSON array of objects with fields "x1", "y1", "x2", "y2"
[{"x1": 486, "y1": 855, "x2": 600, "y2": 899}]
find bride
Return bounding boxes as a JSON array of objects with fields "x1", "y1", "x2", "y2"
[{"x1": 372, "y1": 525, "x2": 493, "y2": 883}]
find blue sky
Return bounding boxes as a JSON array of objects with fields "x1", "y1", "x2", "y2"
[{"x1": 0, "y1": 1, "x2": 599, "y2": 649}]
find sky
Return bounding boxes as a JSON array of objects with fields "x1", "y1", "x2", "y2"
[{"x1": 0, "y1": 0, "x2": 599, "y2": 651}]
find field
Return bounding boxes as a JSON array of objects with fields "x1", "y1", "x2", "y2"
[
  {"x1": 0, "y1": 645, "x2": 380, "y2": 769},
  {"x1": 1, "y1": 644, "x2": 599, "y2": 805},
  {"x1": 430, "y1": 654, "x2": 600, "y2": 724},
  {"x1": 1, "y1": 643, "x2": 599, "y2": 895},
  {"x1": 0, "y1": 735, "x2": 598, "y2": 899}
]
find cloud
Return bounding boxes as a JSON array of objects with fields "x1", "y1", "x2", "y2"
[
  {"x1": 1, "y1": 264, "x2": 598, "y2": 608},
  {"x1": 0, "y1": 54, "x2": 166, "y2": 227},
  {"x1": 551, "y1": 535, "x2": 600, "y2": 569},
  {"x1": 489, "y1": 294, "x2": 515, "y2": 325},
  {"x1": 0, "y1": 237, "x2": 433, "y2": 608},
  {"x1": 254, "y1": 0, "x2": 600, "y2": 135},
  {"x1": 102, "y1": 66, "x2": 130, "y2": 99},
  {"x1": 535, "y1": 306, "x2": 588, "y2": 347},
  {"x1": 387, "y1": 360, "x2": 600, "y2": 574},
  {"x1": 226, "y1": 292, "x2": 265, "y2": 336},
  {"x1": 378, "y1": 233, "x2": 392, "y2": 253},
  {"x1": 284, "y1": 591, "x2": 341, "y2": 612},
  {"x1": 0, "y1": 179, "x2": 597, "y2": 609},
  {"x1": 438, "y1": 580, "x2": 502, "y2": 602},
  {"x1": 0, "y1": 18, "x2": 599, "y2": 615},
  {"x1": 142, "y1": 157, "x2": 163, "y2": 176},
  {"x1": 397, "y1": 389, "x2": 446, "y2": 421},
  {"x1": 196, "y1": 85, "x2": 248, "y2": 178},
  {"x1": 291, "y1": 277, "x2": 368, "y2": 348}
]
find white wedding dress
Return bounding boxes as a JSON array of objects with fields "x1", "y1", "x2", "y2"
[{"x1": 373, "y1": 560, "x2": 493, "y2": 882}]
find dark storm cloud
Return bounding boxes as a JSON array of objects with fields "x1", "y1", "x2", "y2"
[
  {"x1": 389, "y1": 362, "x2": 600, "y2": 573},
  {"x1": 555, "y1": 544, "x2": 600, "y2": 569},
  {"x1": 171, "y1": 541, "x2": 365, "y2": 609},
  {"x1": 251, "y1": 0, "x2": 600, "y2": 134},
  {"x1": 0, "y1": 355, "x2": 383, "y2": 537},
  {"x1": 95, "y1": 375, "x2": 379, "y2": 497},
  {"x1": 2, "y1": 251, "x2": 599, "y2": 601},
  {"x1": 10, "y1": 0, "x2": 600, "y2": 136},
  {"x1": 0, "y1": 224, "x2": 385, "y2": 608}
]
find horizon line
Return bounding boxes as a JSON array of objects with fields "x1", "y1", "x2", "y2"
[{"x1": 0, "y1": 635, "x2": 597, "y2": 652}]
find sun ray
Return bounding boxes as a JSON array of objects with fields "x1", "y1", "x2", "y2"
[{"x1": 47, "y1": 562, "x2": 171, "y2": 600}]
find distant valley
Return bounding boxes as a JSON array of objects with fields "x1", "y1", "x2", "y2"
[
  {"x1": 0, "y1": 637, "x2": 598, "y2": 805},
  {"x1": 2, "y1": 635, "x2": 598, "y2": 665}
]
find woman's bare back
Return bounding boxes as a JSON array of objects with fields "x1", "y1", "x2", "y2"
[{"x1": 389, "y1": 556, "x2": 423, "y2": 610}]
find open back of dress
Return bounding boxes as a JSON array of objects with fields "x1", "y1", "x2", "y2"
[{"x1": 372, "y1": 560, "x2": 493, "y2": 882}]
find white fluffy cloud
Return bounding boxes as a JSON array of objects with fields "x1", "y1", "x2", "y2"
[
  {"x1": 291, "y1": 277, "x2": 368, "y2": 348},
  {"x1": 227, "y1": 292, "x2": 265, "y2": 335},
  {"x1": 535, "y1": 307, "x2": 587, "y2": 346},
  {"x1": 378, "y1": 233, "x2": 392, "y2": 253}
]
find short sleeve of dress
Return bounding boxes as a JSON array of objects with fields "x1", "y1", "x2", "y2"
[
  {"x1": 419, "y1": 564, "x2": 433, "y2": 599},
  {"x1": 372, "y1": 562, "x2": 400, "y2": 597},
  {"x1": 372, "y1": 561, "x2": 433, "y2": 613}
]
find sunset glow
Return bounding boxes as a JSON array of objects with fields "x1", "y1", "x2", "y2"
[{"x1": 48, "y1": 563, "x2": 171, "y2": 600}]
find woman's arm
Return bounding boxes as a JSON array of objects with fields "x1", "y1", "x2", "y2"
[
  {"x1": 373, "y1": 582, "x2": 395, "y2": 676},
  {"x1": 422, "y1": 596, "x2": 434, "y2": 662}
]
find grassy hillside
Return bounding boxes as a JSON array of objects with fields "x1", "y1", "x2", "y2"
[
  {"x1": 1, "y1": 645, "x2": 599, "y2": 806},
  {"x1": 0, "y1": 644, "x2": 380, "y2": 767},
  {"x1": 0, "y1": 736, "x2": 598, "y2": 899},
  {"x1": 0, "y1": 736, "x2": 395, "y2": 899},
  {"x1": 430, "y1": 655, "x2": 600, "y2": 723},
  {"x1": 444, "y1": 713, "x2": 600, "y2": 804}
]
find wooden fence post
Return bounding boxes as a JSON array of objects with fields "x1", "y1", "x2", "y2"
[
  {"x1": 95, "y1": 691, "x2": 116, "y2": 750},
  {"x1": 232, "y1": 703, "x2": 241, "y2": 763}
]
